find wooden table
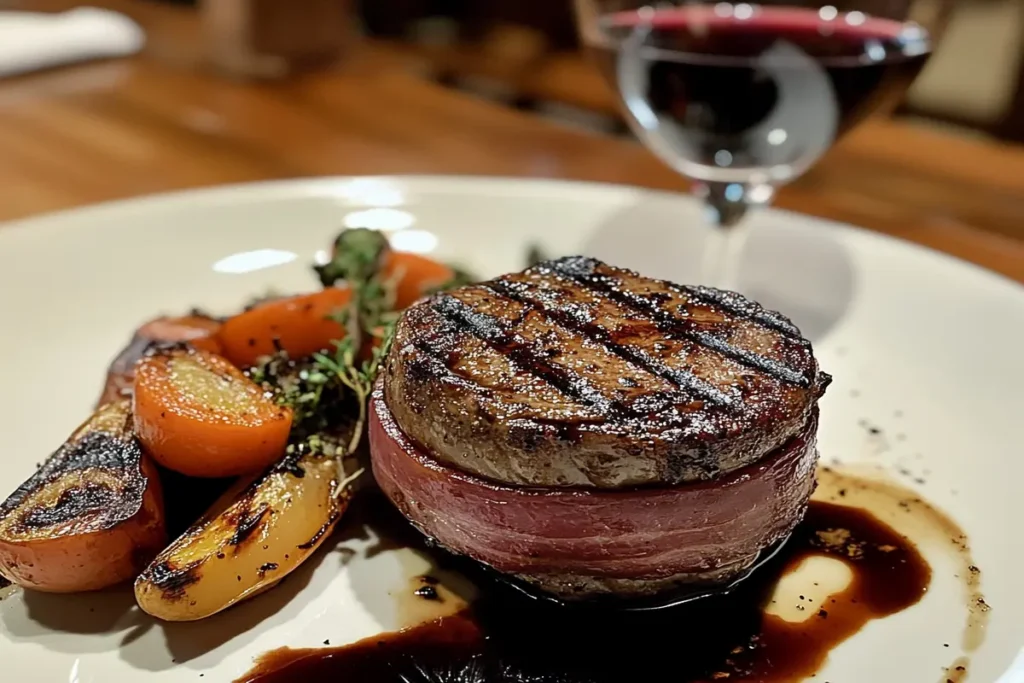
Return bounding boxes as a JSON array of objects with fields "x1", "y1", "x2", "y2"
[{"x1": 1, "y1": 1, "x2": 1022, "y2": 283}]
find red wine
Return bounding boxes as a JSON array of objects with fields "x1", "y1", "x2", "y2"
[{"x1": 588, "y1": 6, "x2": 931, "y2": 183}]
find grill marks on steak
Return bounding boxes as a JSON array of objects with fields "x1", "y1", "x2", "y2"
[
  {"x1": 534, "y1": 256, "x2": 813, "y2": 388},
  {"x1": 384, "y1": 256, "x2": 829, "y2": 488},
  {"x1": 483, "y1": 280, "x2": 735, "y2": 407},
  {"x1": 433, "y1": 295, "x2": 621, "y2": 414}
]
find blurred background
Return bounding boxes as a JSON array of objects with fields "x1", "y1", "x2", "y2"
[
  {"x1": 0, "y1": 0, "x2": 1021, "y2": 279},
  {"x1": 21, "y1": 0, "x2": 1013, "y2": 140},
  {"x1": 355, "y1": 0, "x2": 1024, "y2": 141}
]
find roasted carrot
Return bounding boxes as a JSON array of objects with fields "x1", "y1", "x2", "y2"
[
  {"x1": 217, "y1": 287, "x2": 351, "y2": 368},
  {"x1": 98, "y1": 314, "x2": 224, "y2": 407},
  {"x1": 133, "y1": 347, "x2": 293, "y2": 478},
  {"x1": 384, "y1": 252, "x2": 455, "y2": 310},
  {"x1": 217, "y1": 246, "x2": 450, "y2": 369}
]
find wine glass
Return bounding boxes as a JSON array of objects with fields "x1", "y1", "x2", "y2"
[{"x1": 574, "y1": 0, "x2": 951, "y2": 289}]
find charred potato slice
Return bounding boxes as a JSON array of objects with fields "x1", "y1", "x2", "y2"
[
  {"x1": 0, "y1": 400, "x2": 166, "y2": 592},
  {"x1": 135, "y1": 434, "x2": 355, "y2": 621}
]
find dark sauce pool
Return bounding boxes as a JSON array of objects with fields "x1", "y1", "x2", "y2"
[{"x1": 238, "y1": 499, "x2": 930, "y2": 683}]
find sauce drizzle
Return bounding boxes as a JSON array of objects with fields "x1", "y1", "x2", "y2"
[{"x1": 238, "y1": 499, "x2": 930, "y2": 683}]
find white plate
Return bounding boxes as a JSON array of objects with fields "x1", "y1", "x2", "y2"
[{"x1": 0, "y1": 177, "x2": 1022, "y2": 683}]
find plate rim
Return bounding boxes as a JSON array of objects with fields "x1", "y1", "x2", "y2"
[{"x1": 1, "y1": 174, "x2": 1020, "y2": 294}]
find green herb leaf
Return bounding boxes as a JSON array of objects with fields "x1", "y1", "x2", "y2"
[
  {"x1": 254, "y1": 228, "x2": 403, "y2": 500},
  {"x1": 313, "y1": 228, "x2": 389, "y2": 289}
]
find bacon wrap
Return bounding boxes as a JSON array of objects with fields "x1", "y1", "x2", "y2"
[{"x1": 370, "y1": 386, "x2": 818, "y2": 585}]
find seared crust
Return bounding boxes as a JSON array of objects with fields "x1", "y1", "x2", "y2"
[
  {"x1": 0, "y1": 400, "x2": 154, "y2": 540},
  {"x1": 384, "y1": 256, "x2": 829, "y2": 488}
]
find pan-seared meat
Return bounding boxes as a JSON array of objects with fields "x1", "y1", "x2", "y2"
[
  {"x1": 373, "y1": 256, "x2": 830, "y2": 600},
  {"x1": 383, "y1": 256, "x2": 829, "y2": 489}
]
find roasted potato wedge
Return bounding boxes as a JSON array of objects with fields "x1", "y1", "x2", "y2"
[
  {"x1": 135, "y1": 429, "x2": 356, "y2": 621},
  {"x1": 0, "y1": 400, "x2": 166, "y2": 592}
]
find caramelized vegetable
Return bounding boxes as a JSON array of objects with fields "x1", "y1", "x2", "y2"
[
  {"x1": 135, "y1": 432, "x2": 356, "y2": 621},
  {"x1": 138, "y1": 315, "x2": 223, "y2": 353},
  {"x1": 385, "y1": 252, "x2": 455, "y2": 309},
  {"x1": 216, "y1": 232, "x2": 455, "y2": 370},
  {"x1": 97, "y1": 314, "x2": 223, "y2": 407},
  {"x1": 217, "y1": 288, "x2": 351, "y2": 369},
  {"x1": 0, "y1": 400, "x2": 166, "y2": 592},
  {"x1": 133, "y1": 346, "x2": 293, "y2": 478}
]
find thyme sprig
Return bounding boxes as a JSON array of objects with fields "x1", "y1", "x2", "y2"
[
  {"x1": 311, "y1": 318, "x2": 395, "y2": 460},
  {"x1": 253, "y1": 229, "x2": 399, "y2": 501},
  {"x1": 255, "y1": 228, "x2": 477, "y2": 501}
]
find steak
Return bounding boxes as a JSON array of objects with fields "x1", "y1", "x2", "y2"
[{"x1": 383, "y1": 256, "x2": 830, "y2": 489}]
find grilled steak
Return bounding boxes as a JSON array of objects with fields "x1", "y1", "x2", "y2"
[
  {"x1": 372, "y1": 256, "x2": 831, "y2": 601},
  {"x1": 383, "y1": 256, "x2": 830, "y2": 489}
]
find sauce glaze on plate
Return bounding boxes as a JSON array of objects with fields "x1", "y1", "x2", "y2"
[{"x1": 238, "y1": 486, "x2": 933, "y2": 683}]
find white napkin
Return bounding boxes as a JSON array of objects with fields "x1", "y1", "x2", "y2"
[{"x1": 0, "y1": 7, "x2": 145, "y2": 78}]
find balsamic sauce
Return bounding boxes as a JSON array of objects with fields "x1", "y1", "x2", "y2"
[
  {"x1": 239, "y1": 500, "x2": 930, "y2": 683},
  {"x1": 413, "y1": 584, "x2": 441, "y2": 601}
]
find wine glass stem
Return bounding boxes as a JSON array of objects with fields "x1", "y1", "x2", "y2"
[{"x1": 697, "y1": 181, "x2": 773, "y2": 290}]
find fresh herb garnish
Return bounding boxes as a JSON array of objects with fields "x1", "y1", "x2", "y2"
[
  {"x1": 254, "y1": 228, "x2": 399, "y2": 500},
  {"x1": 250, "y1": 354, "x2": 347, "y2": 435},
  {"x1": 311, "y1": 318, "x2": 395, "y2": 458},
  {"x1": 255, "y1": 228, "x2": 477, "y2": 500},
  {"x1": 315, "y1": 229, "x2": 401, "y2": 344},
  {"x1": 313, "y1": 228, "x2": 388, "y2": 290}
]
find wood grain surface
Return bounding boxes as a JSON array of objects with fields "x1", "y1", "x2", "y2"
[{"x1": 0, "y1": 0, "x2": 1021, "y2": 282}]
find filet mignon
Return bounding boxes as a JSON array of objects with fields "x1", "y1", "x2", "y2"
[
  {"x1": 382, "y1": 256, "x2": 829, "y2": 488},
  {"x1": 371, "y1": 256, "x2": 829, "y2": 601}
]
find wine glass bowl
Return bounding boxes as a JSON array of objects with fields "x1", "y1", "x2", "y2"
[{"x1": 574, "y1": 0, "x2": 950, "y2": 285}]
